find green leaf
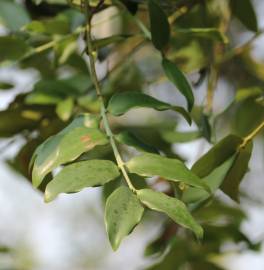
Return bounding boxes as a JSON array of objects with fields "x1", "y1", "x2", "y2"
[
  {"x1": 45, "y1": 160, "x2": 120, "y2": 202},
  {"x1": 25, "y1": 16, "x2": 70, "y2": 35},
  {"x1": 161, "y1": 130, "x2": 201, "y2": 143},
  {"x1": 182, "y1": 156, "x2": 236, "y2": 204},
  {"x1": 126, "y1": 153, "x2": 208, "y2": 190},
  {"x1": 115, "y1": 130, "x2": 158, "y2": 153},
  {"x1": 107, "y1": 91, "x2": 191, "y2": 124},
  {"x1": 56, "y1": 97, "x2": 74, "y2": 121},
  {"x1": 93, "y1": 35, "x2": 131, "y2": 49},
  {"x1": 191, "y1": 135, "x2": 243, "y2": 178},
  {"x1": 175, "y1": 28, "x2": 228, "y2": 44},
  {"x1": 162, "y1": 58, "x2": 194, "y2": 111},
  {"x1": 148, "y1": 0, "x2": 170, "y2": 51},
  {"x1": 231, "y1": 0, "x2": 258, "y2": 32},
  {"x1": 0, "y1": 81, "x2": 14, "y2": 90},
  {"x1": 235, "y1": 87, "x2": 263, "y2": 102},
  {"x1": 0, "y1": 0, "x2": 30, "y2": 31},
  {"x1": 137, "y1": 189, "x2": 203, "y2": 238},
  {"x1": 105, "y1": 186, "x2": 144, "y2": 250},
  {"x1": 0, "y1": 108, "x2": 41, "y2": 137},
  {"x1": 31, "y1": 114, "x2": 107, "y2": 187},
  {"x1": 221, "y1": 141, "x2": 253, "y2": 201},
  {"x1": 0, "y1": 36, "x2": 30, "y2": 62}
]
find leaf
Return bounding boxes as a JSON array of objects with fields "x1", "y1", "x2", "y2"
[
  {"x1": 162, "y1": 58, "x2": 194, "y2": 111},
  {"x1": 0, "y1": 36, "x2": 30, "y2": 62},
  {"x1": 25, "y1": 16, "x2": 70, "y2": 35},
  {"x1": 45, "y1": 160, "x2": 120, "y2": 202},
  {"x1": 115, "y1": 130, "x2": 158, "y2": 153},
  {"x1": 56, "y1": 97, "x2": 74, "y2": 121},
  {"x1": 191, "y1": 135, "x2": 243, "y2": 178},
  {"x1": 105, "y1": 186, "x2": 144, "y2": 250},
  {"x1": 200, "y1": 113, "x2": 212, "y2": 142},
  {"x1": 107, "y1": 91, "x2": 191, "y2": 124},
  {"x1": 231, "y1": 0, "x2": 258, "y2": 32},
  {"x1": 0, "y1": 81, "x2": 14, "y2": 90},
  {"x1": 161, "y1": 130, "x2": 201, "y2": 143},
  {"x1": 182, "y1": 156, "x2": 236, "y2": 204},
  {"x1": 175, "y1": 28, "x2": 228, "y2": 44},
  {"x1": 221, "y1": 141, "x2": 253, "y2": 201},
  {"x1": 93, "y1": 35, "x2": 131, "y2": 49},
  {"x1": 126, "y1": 153, "x2": 208, "y2": 190},
  {"x1": 235, "y1": 87, "x2": 263, "y2": 102},
  {"x1": 0, "y1": 0, "x2": 30, "y2": 31},
  {"x1": 25, "y1": 76, "x2": 91, "y2": 105},
  {"x1": 148, "y1": 0, "x2": 170, "y2": 51},
  {"x1": 137, "y1": 189, "x2": 203, "y2": 238},
  {"x1": 31, "y1": 114, "x2": 107, "y2": 187},
  {"x1": 0, "y1": 108, "x2": 41, "y2": 137}
]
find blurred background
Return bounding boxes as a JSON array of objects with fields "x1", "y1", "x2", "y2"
[{"x1": 0, "y1": 0, "x2": 264, "y2": 269}]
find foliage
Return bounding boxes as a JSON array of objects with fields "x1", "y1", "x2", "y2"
[{"x1": 0, "y1": 0, "x2": 264, "y2": 269}]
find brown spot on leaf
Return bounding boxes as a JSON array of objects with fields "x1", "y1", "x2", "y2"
[{"x1": 81, "y1": 135, "x2": 91, "y2": 143}]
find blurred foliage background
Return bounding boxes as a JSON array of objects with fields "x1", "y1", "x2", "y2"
[{"x1": 0, "y1": 0, "x2": 264, "y2": 269}]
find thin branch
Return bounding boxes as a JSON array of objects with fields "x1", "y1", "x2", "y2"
[{"x1": 83, "y1": 0, "x2": 136, "y2": 192}]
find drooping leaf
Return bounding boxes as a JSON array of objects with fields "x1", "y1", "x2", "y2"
[
  {"x1": 105, "y1": 186, "x2": 144, "y2": 250},
  {"x1": 182, "y1": 156, "x2": 236, "y2": 204},
  {"x1": 115, "y1": 130, "x2": 158, "y2": 153},
  {"x1": 148, "y1": 0, "x2": 170, "y2": 51},
  {"x1": 45, "y1": 160, "x2": 120, "y2": 202},
  {"x1": 221, "y1": 141, "x2": 253, "y2": 201},
  {"x1": 0, "y1": 0, "x2": 30, "y2": 31},
  {"x1": 162, "y1": 58, "x2": 194, "y2": 111},
  {"x1": 137, "y1": 189, "x2": 203, "y2": 239},
  {"x1": 191, "y1": 135, "x2": 243, "y2": 178},
  {"x1": 126, "y1": 153, "x2": 208, "y2": 190},
  {"x1": 230, "y1": 0, "x2": 258, "y2": 32},
  {"x1": 56, "y1": 97, "x2": 74, "y2": 121},
  {"x1": 31, "y1": 114, "x2": 107, "y2": 187},
  {"x1": 107, "y1": 91, "x2": 191, "y2": 124}
]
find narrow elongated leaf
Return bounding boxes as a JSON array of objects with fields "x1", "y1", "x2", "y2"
[
  {"x1": 0, "y1": 81, "x2": 14, "y2": 90},
  {"x1": 31, "y1": 114, "x2": 106, "y2": 187},
  {"x1": 115, "y1": 130, "x2": 158, "y2": 153},
  {"x1": 162, "y1": 58, "x2": 194, "y2": 111},
  {"x1": 137, "y1": 189, "x2": 203, "y2": 238},
  {"x1": 182, "y1": 156, "x2": 236, "y2": 204},
  {"x1": 45, "y1": 160, "x2": 120, "y2": 202},
  {"x1": 126, "y1": 153, "x2": 208, "y2": 190},
  {"x1": 231, "y1": 0, "x2": 258, "y2": 32},
  {"x1": 191, "y1": 135, "x2": 243, "y2": 178},
  {"x1": 105, "y1": 186, "x2": 144, "y2": 250},
  {"x1": 107, "y1": 91, "x2": 191, "y2": 124},
  {"x1": 93, "y1": 35, "x2": 131, "y2": 49},
  {"x1": 221, "y1": 141, "x2": 253, "y2": 201},
  {"x1": 148, "y1": 0, "x2": 170, "y2": 51}
]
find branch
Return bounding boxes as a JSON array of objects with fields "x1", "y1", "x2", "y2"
[{"x1": 83, "y1": 0, "x2": 136, "y2": 192}]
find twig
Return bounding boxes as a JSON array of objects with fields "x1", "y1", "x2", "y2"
[{"x1": 83, "y1": 0, "x2": 136, "y2": 192}]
